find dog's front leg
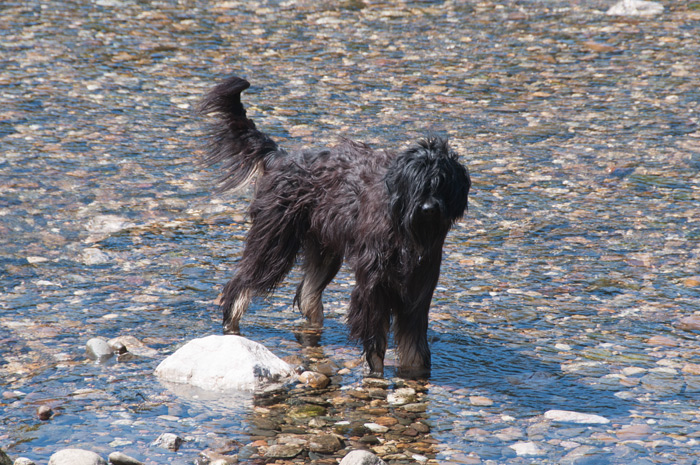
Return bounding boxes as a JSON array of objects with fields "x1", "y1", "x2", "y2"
[
  {"x1": 393, "y1": 251, "x2": 441, "y2": 378},
  {"x1": 348, "y1": 283, "x2": 392, "y2": 377}
]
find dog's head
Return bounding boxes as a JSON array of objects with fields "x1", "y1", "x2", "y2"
[{"x1": 385, "y1": 136, "x2": 470, "y2": 249}]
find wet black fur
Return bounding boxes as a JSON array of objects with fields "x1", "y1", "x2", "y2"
[{"x1": 199, "y1": 76, "x2": 471, "y2": 377}]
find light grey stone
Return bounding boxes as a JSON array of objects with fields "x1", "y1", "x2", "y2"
[
  {"x1": 154, "y1": 335, "x2": 294, "y2": 392},
  {"x1": 14, "y1": 458, "x2": 37, "y2": 465},
  {"x1": 86, "y1": 338, "x2": 114, "y2": 361},
  {"x1": 152, "y1": 432, "x2": 183, "y2": 451},
  {"x1": 606, "y1": 0, "x2": 663, "y2": 16},
  {"x1": 339, "y1": 450, "x2": 387, "y2": 465},
  {"x1": 48, "y1": 449, "x2": 107, "y2": 465},
  {"x1": 544, "y1": 410, "x2": 610, "y2": 424},
  {"x1": 107, "y1": 451, "x2": 143, "y2": 465}
]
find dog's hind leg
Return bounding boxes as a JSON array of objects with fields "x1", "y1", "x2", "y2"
[
  {"x1": 294, "y1": 244, "x2": 342, "y2": 327},
  {"x1": 221, "y1": 279, "x2": 252, "y2": 335},
  {"x1": 220, "y1": 210, "x2": 302, "y2": 334}
]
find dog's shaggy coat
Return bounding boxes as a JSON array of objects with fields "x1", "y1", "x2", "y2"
[{"x1": 200, "y1": 76, "x2": 470, "y2": 376}]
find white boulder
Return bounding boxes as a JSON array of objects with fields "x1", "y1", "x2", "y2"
[
  {"x1": 607, "y1": 0, "x2": 664, "y2": 16},
  {"x1": 154, "y1": 335, "x2": 294, "y2": 392},
  {"x1": 48, "y1": 449, "x2": 106, "y2": 465}
]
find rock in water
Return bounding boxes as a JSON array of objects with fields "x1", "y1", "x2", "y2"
[
  {"x1": 606, "y1": 0, "x2": 663, "y2": 16},
  {"x1": 107, "y1": 452, "x2": 143, "y2": 465},
  {"x1": 154, "y1": 335, "x2": 294, "y2": 392},
  {"x1": 48, "y1": 449, "x2": 107, "y2": 465},
  {"x1": 152, "y1": 433, "x2": 183, "y2": 451},
  {"x1": 86, "y1": 338, "x2": 114, "y2": 362},
  {"x1": 0, "y1": 448, "x2": 11, "y2": 465},
  {"x1": 339, "y1": 450, "x2": 387, "y2": 465},
  {"x1": 544, "y1": 409, "x2": 610, "y2": 424}
]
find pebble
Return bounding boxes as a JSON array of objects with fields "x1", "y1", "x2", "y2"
[
  {"x1": 13, "y1": 459, "x2": 36, "y2": 465},
  {"x1": 509, "y1": 441, "x2": 544, "y2": 456},
  {"x1": 339, "y1": 450, "x2": 387, "y2": 465},
  {"x1": 677, "y1": 315, "x2": 700, "y2": 331},
  {"x1": 106, "y1": 452, "x2": 143, "y2": 465},
  {"x1": 36, "y1": 405, "x2": 53, "y2": 421},
  {"x1": 82, "y1": 247, "x2": 110, "y2": 265},
  {"x1": 152, "y1": 433, "x2": 183, "y2": 451},
  {"x1": 469, "y1": 395, "x2": 494, "y2": 406},
  {"x1": 298, "y1": 371, "x2": 331, "y2": 389},
  {"x1": 544, "y1": 410, "x2": 610, "y2": 424},
  {"x1": 48, "y1": 449, "x2": 107, "y2": 465},
  {"x1": 386, "y1": 387, "x2": 415, "y2": 406},
  {"x1": 616, "y1": 424, "x2": 654, "y2": 440},
  {"x1": 364, "y1": 422, "x2": 389, "y2": 433},
  {"x1": 108, "y1": 335, "x2": 158, "y2": 357},
  {"x1": 85, "y1": 338, "x2": 114, "y2": 362},
  {"x1": 263, "y1": 444, "x2": 302, "y2": 459},
  {"x1": 308, "y1": 434, "x2": 343, "y2": 453}
]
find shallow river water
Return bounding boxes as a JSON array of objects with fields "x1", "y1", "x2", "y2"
[{"x1": 1, "y1": 0, "x2": 699, "y2": 464}]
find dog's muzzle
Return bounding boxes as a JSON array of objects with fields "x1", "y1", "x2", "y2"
[{"x1": 421, "y1": 198, "x2": 441, "y2": 218}]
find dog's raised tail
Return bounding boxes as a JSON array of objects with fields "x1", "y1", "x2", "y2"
[{"x1": 199, "y1": 76, "x2": 279, "y2": 192}]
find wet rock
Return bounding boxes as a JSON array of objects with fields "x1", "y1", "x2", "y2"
[
  {"x1": 386, "y1": 387, "x2": 415, "y2": 406},
  {"x1": 606, "y1": 0, "x2": 664, "y2": 16},
  {"x1": 82, "y1": 247, "x2": 110, "y2": 265},
  {"x1": 640, "y1": 370, "x2": 683, "y2": 395},
  {"x1": 152, "y1": 432, "x2": 183, "y2": 451},
  {"x1": 364, "y1": 422, "x2": 389, "y2": 433},
  {"x1": 374, "y1": 416, "x2": 398, "y2": 427},
  {"x1": 298, "y1": 371, "x2": 330, "y2": 389},
  {"x1": 263, "y1": 444, "x2": 302, "y2": 459},
  {"x1": 154, "y1": 335, "x2": 294, "y2": 392},
  {"x1": 288, "y1": 404, "x2": 326, "y2": 419},
  {"x1": 108, "y1": 336, "x2": 158, "y2": 358},
  {"x1": 339, "y1": 450, "x2": 387, "y2": 465},
  {"x1": 682, "y1": 363, "x2": 700, "y2": 375},
  {"x1": 198, "y1": 450, "x2": 238, "y2": 465},
  {"x1": 107, "y1": 452, "x2": 143, "y2": 465},
  {"x1": 544, "y1": 410, "x2": 610, "y2": 424},
  {"x1": 308, "y1": 434, "x2": 343, "y2": 453},
  {"x1": 36, "y1": 405, "x2": 53, "y2": 421},
  {"x1": 677, "y1": 315, "x2": 700, "y2": 331},
  {"x1": 509, "y1": 441, "x2": 544, "y2": 456},
  {"x1": 0, "y1": 449, "x2": 10, "y2": 465},
  {"x1": 615, "y1": 424, "x2": 654, "y2": 440},
  {"x1": 48, "y1": 449, "x2": 107, "y2": 465},
  {"x1": 86, "y1": 338, "x2": 114, "y2": 362},
  {"x1": 494, "y1": 426, "x2": 524, "y2": 441},
  {"x1": 14, "y1": 459, "x2": 36, "y2": 465},
  {"x1": 86, "y1": 215, "x2": 135, "y2": 235},
  {"x1": 469, "y1": 395, "x2": 494, "y2": 406},
  {"x1": 312, "y1": 360, "x2": 338, "y2": 376},
  {"x1": 560, "y1": 445, "x2": 600, "y2": 465},
  {"x1": 401, "y1": 402, "x2": 427, "y2": 413},
  {"x1": 647, "y1": 335, "x2": 679, "y2": 347}
]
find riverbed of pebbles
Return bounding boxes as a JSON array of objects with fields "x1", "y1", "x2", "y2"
[{"x1": 2, "y1": 0, "x2": 699, "y2": 463}]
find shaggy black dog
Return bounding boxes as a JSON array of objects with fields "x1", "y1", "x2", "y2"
[{"x1": 199, "y1": 76, "x2": 470, "y2": 377}]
